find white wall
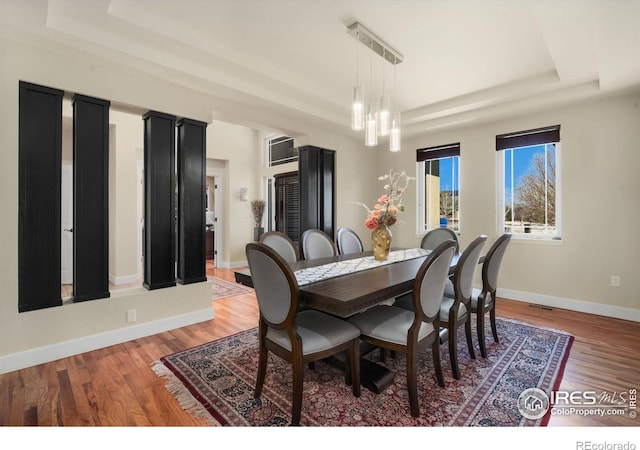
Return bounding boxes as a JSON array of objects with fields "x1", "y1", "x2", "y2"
[{"x1": 380, "y1": 93, "x2": 640, "y2": 319}]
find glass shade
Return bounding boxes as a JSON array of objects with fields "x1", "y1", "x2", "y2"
[
  {"x1": 377, "y1": 94, "x2": 390, "y2": 136},
  {"x1": 351, "y1": 85, "x2": 364, "y2": 131},
  {"x1": 389, "y1": 112, "x2": 401, "y2": 152},
  {"x1": 365, "y1": 102, "x2": 378, "y2": 147}
]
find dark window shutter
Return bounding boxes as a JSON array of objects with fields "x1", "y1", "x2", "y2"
[
  {"x1": 417, "y1": 143, "x2": 460, "y2": 162},
  {"x1": 496, "y1": 125, "x2": 560, "y2": 150}
]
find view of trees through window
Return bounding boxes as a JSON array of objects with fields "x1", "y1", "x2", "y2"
[{"x1": 503, "y1": 143, "x2": 557, "y2": 235}]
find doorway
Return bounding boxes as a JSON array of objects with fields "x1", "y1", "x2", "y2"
[{"x1": 61, "y1": 163, "x2": 73, "y2": 297}]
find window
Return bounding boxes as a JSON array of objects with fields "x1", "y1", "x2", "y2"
[
  {"x1": 267, "y1": 135, "x2": 297, "y2": 167},
  {"x1": 416, "y1": 143, "x2": 460, "y2": 233},
  {"x1": 496, "y1": 125, "x2": 561, "y2": 239}
]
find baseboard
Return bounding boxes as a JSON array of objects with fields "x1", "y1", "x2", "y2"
[
  {"x1": 109, "y1": 273, "x2": 140, "y2": 285},
  {"x1": 0, "y1": 308, "x2": 215, "y2": 375},
  {"x1": 498, "y1": 288, "x2": 640, "y2": 323}
]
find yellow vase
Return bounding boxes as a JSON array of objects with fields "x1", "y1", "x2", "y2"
[{"x1": 372, "y1": 224, "x2": 392, "y2": 261}]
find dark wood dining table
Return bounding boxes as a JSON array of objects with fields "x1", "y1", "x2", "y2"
[{"x1": 290, "y1": 249, "x2": 465, "y2": 318}]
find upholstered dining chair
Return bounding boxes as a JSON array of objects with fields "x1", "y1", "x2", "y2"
[
  {"x1": 348, "y1": 240, "x2": 457, "y2": 417},
  {"x1": 336, "y1": 227, "x2": 364, "y2": 255},
  {"x1": 421, "y1": 227, "x2": 460, "y2": 253},
  {"x1": 245, "y1": 242, "x2": 361, "y2": 426},
  {"x1": 259, "y1": 231, "x2": 298, "y2": 264},
  {"x1": 301, "y1": 228, "x2": 338, "y2": 260},
  {"x1": 439, "y1": 235, "x2": 486, "y2": 379},
  {"x1": 470, "y1": 233, "x2": 512, "y2": 357},
  {"x1": 392, "y1": 227, "x2": 459, "y2": 311}
]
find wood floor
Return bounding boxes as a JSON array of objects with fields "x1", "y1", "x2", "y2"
[{"x1": 1, "y1": 264, "x2": 639, "y2": 427}]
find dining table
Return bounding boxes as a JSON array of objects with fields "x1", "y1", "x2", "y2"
[{"x1": 290, "y1": 247, "x2": 468, "y2": 317}]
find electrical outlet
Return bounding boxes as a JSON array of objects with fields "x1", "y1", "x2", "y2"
[
  {"x1": 610, "y1": 276, "x2": 620, "y2": 287},
  {"x1": 126, "y1": 309, "x2": 137, "y2": 322}
]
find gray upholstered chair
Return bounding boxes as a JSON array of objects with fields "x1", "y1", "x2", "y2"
[
  {"x1": 259, "y1": 231, "x2": 298, "y2": 264},
  {"x1": 421, "y1": 227, "x2": 460, "y2": 253},
  {"x1": 439, "y1": 235, "x2": 486, "y2": 379},
  {"x1": 246, "y1": 242, "x2": 361, "y2": 426},
  {"x1": 301, "y1": 228, "x2": 338, "y2": 260},
  {"x1": 471, "y1": 233, "x2": 512, "y2": 357},
  {"x1": 348, "y1": 240, "x2": 457, "y2": 417},
  {"x1": 336, "y1": 227, "x2": 364, "y2": 255}
]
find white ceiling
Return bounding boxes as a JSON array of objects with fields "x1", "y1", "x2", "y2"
[{"x1": 3, "y1": 0, "x2": 640, "y2": 139}]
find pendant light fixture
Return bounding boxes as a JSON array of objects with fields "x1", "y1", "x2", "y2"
[
  {"x1": 389, "y1": 57, "x2": 401, "y2": 152},
  {"x1": 365, "y1": 40, "x2": 378, "y2": 147},
  {"x1": 377, "y1": 50, "x2": 390, "y2": 137},
  {"x1": 351, "y1": 28, "x2": 364, "y2": 131},
  {"x1": 347, "y1": 22, "x2": 404, "y2": 151}
]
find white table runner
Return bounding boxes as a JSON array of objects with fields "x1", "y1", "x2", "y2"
[{"x1": 294, "y1": 248, "x2": 430, "y2": 286}]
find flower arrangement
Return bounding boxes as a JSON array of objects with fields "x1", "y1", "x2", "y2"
[
  {"x1": 250, "y1": 199, "x2": 266, "y2": 227},
  {"x1": 353, "y1": 169, "x2": 412, "y2": 230}
]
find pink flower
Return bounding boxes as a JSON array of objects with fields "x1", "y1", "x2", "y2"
[
  {"x1": 378, "y1": 195, "x2": 389, "y2": 204},
  {"x1": 365, "y1": 216, "x2": 379, "y2": 230}
]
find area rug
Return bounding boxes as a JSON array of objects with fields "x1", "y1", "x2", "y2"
[
  {"x1": 151, "y1": 318, "x2": 573, "y2": 426},
  {"x1": 209, "y1": 277, "x2": 253, "y2": 301}
]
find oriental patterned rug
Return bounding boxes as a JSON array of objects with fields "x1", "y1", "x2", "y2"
[
  {"x1": 209, "y1": 277, "x2": 253, "y2": 301},
  {"x1": 151, "y1": 318, "x2": 572, "y2": 426}
]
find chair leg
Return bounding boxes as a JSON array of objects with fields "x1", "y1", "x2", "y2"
[
  {"x1": 490, "y1": 307, "x2": 499, "y2": 343},
  {"x1": 477, "y1": 310, "x2": 487, "y2": 358},
  {"x1": 406, "y1": 346, "x2": 419, "y2": 417},
  {"x1": 349, "y1": 340, "x2": 361, "y2": 397},
  {"x1": 432, "y1": 338, "x2": 445, "y2": 388},
  {"x1": 254, "y1": 344, "x2": 268, "y2": 398},
  {"x1": 448, "y1": 326, "x2": 460, "y2": 380},
  {"x1": 465, "y1": 318, "x2": 476, "y2": 360},
  {"x1": 291, "y1": 357, "x2": 304, "y2": 426}
]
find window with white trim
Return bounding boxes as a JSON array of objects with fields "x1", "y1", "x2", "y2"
[
  {"x1": 266, "y1": 135, "x2": 297, "y2": 167},
  {"x1": 416, "y1": 143, "x2": 460, "y2": 233},
  {"x1": 497, "y1": 125, "x2": 561, "y2": 239}
]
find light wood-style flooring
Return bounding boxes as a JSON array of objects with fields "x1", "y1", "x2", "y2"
[{"x1": 2, "y1": 264, "x2": 639, "y2": 426}]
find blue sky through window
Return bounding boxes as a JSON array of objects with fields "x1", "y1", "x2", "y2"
[
  {"x1": 438, "y1": 157, "x2": 458, "y2": 192},
  {"x1": 503, "y1": 144, "x2": 547, "y2": 204}
]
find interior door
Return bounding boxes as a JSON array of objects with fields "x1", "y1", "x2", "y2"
[
  {"x1": 61, "y1": 163, "x2": 73, "y2": 285},
  {"x1": 275, "y1": 172, "x2": 300, "y2": 248}
]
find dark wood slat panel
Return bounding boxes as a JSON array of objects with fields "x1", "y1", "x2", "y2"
[
  {"x1": 143, "y1": 111, "x2": 177, "y2": 290},
  {"x1": 176, "y1": 118, "x2": 207, "y2": 284},
  {"x1": 298, "y1": 145, "x2": 335, "y2": 239},
  {"x1": 18, "y1": 81, "x2": 64, "y2": 312},
  {"x1": 72, "y1": 94, "x2": 111, "y2": 301}
]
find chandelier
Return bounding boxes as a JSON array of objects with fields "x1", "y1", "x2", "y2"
[{"x1": 348, "y1": 22, "x2": 404, "y2": 152}]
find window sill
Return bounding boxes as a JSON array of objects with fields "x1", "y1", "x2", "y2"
[{"x1": 509, "y1": 234, "x2": 562, "y2": 245}]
